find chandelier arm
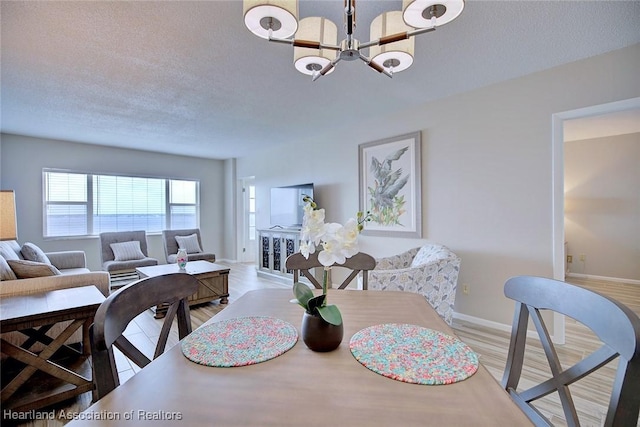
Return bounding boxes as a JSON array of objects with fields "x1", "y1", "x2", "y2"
[
  {"x1": 291, "y1": 40, "x2": 340, "y2": 51},
  {"x1": 267, "y1": 36, "x2": 295, "y2": 45},
  {"x1": 318, "y1": 44, "x2": 341, "y2": 51},
  {"x1": 358, "y1": 53, "x2": 392, "y2": 78},
  {"x1": 359, "y1": 26, "x2": 436, "y2": 50},
  {"x1": 312, "y1": 57, "x2": 342, "y2": 81},
  {"x1": 267, "y1": 36, "x2": 341, "y2": 52},
  {"x1": 407, "y1": 26, "x2": 437, "y2": 38},
  {"x1": 360, "y1": 32, "x2": 408, "y2": 49}
]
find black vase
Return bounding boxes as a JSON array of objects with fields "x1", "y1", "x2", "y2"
[{"x1": 301, "y1": 311, "x2": 344, "y2": 352}]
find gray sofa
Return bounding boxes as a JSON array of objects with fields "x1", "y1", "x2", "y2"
[
  {"x1": 0, "y1": 240, "x2": 110, "y2": 348},
  {"x1": 162, "y1": 228, "x2": 215, "y2": 264},
  {"x1": 0, "y1": 240, "x2": 110, "y2": 295}
]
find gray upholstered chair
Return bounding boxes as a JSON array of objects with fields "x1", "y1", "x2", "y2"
[
  {"x1": 502, "y1": 275, "x2": 640, "y2": 426},
  {"x1": 99, "y1": 231, "x2": 158, "y2": 278},
  {"x1": 161, "y1": 228, "x2": 215, "y2": 264}
]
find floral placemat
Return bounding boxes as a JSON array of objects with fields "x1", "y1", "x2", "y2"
[
  {"x1": 181, "y1": 316, "x2": 298, "y2": 367},
  {"x1": 349, "y1": 323, "x2": 478, "y2": 385}
]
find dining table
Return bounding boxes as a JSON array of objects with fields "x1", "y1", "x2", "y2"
[{"x1": 69, "y1": 289, "x2": 531, "y2": 426}]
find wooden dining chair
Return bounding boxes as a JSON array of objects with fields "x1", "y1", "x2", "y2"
[
  {"x1": 285, "y1": 251, "x2": 376, "y2": 290},
  {"x1": 90, "y1": 273, "x2": 200, "y2": 401},
  {"x1": 501, "y1": 275, "x2": 640, "y2": 427}
]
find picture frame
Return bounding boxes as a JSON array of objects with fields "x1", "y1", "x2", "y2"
[{"x1": 358, "y1": 131, "x2": 422, "y2": 238}]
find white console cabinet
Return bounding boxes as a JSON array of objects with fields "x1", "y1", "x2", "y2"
[{"x1": 257, "y1": 229, "x2": 300, "y2": 282}]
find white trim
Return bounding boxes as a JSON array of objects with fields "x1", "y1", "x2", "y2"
[{"x1": 566, "y1": 272, "x2": 640, "y2": 286}]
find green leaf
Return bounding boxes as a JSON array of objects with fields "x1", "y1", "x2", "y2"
[
  {"x1": 317, "y1": 304, "x2": 343, "y2": 326},
  {"x1": 307, "y1": 294, "x2": 326, "y2": 315},
  {"x1": 290, "y1": 298, "x2": 307, "y2": 309},
  {"x1": 292, "y1": 282, "x2": 314, "y2": 309}
]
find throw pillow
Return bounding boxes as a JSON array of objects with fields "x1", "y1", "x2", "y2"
[
  {"x1": 410, "y1": 246, "x2": 435, "y2": 268},
  {"x1": 175, "y1": 234, "x2": 202, "y2": 254},
  {"x1": 7, "y1": 259, "x2": 61, "y2": 279},
  {"x1": 0, "y1": 254, "x2": 18, "y2": 280},
  {"x1": 0, "y1": 244, "x2": 20, "y2": 261},
  {"x1": 110, "y1": 241, "x2": 146, "y2": 261},
  {"x1": 21, "y1": 242, "x2": 51, "y2": 264}
]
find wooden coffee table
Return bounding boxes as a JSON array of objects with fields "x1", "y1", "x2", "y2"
[
  {"x1": 136, "y1": 261, "x2": 230, "y2": 318},
  {"x1": 0, "y1": 285, "x2": 105, "y2": 412}
]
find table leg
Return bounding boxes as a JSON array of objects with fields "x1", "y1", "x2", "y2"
[{"x1": 1, "y1": 319, "x2": 87, "y2": 403}]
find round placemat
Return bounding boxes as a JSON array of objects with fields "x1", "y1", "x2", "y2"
[
  {"x1": 349, "y1": 323, "x2": 478, "y2": 385},
  {"x1": 181, "y1": 316, "x2": 298, "y2": 367}
]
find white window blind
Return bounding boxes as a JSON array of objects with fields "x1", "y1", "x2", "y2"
[
  {"x1": 44, "y1": 171, "x2": 89, "y2": 237},
  {"x1": 43, "y1": 169, "x2": 199, "y2": 238}
]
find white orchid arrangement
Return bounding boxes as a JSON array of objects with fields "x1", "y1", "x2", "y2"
[
  {"x1": 299, "y1": 196, "x2": 367, "y2": 266},
  {"x1": 292, "y1": 195, "x2": 370, "y2": 325}
]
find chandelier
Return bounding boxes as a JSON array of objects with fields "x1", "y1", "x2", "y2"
[{"x1": 243, "y1": 0, "x2": 465, "y2": 81}]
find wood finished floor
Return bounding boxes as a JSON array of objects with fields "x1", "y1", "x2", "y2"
[{"x1": 6, "y1": 263, "x2": 639, "y2": 427}]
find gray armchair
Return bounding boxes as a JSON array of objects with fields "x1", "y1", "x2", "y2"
[
  {"x1": 162, "y1": 228, "x2": 215, "y2": 264},
  {"x1": 99, "y1": 231, "x2": 158, "y2": 277}
]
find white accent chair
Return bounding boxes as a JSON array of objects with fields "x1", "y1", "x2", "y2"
[{"x1": 367, "y1": 244, "x2": 461, "y2": 325}]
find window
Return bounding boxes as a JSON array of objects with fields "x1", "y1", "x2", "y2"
[
  {"x1": 43, "y1": 169, "x2": 199, "y2": 238},
  {"x1": 248, "y1": 185, "x2": 256, "y2": 241}
]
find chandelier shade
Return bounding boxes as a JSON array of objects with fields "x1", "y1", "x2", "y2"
[
  {"x1": 294, "y1": 17, "x2": 338, "y2": 76},
  {"x1": 0, "y1": 190, "x2": 18, "y2": 241},
  {"x1": 243, "y1": 0, "x2": 464, "y2": 80},
  {"x1": 402, "y1": 0, "x2": 465, "y2": 29},
  {"x1": 369, "y1": 11, "x2": 414, "y2": 74},
  {"x1": 243, "y1": 0, "x2": 298, "y2": 40}
]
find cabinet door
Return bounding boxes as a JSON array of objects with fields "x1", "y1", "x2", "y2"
[
  {"x1": 272, "y1": 235, "x2": 282, "y2": 272},
  {"x1": 282, "y1": 235, "x2": 297, "y2": 274},
  {"x1": 259, "y1": 232, "x2": 271, "y2": 271}
]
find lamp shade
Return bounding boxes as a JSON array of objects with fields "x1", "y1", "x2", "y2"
[
  {"x1": 244, "y1": 0, "x2": 298, "y2": 40},
  {"x1": 370, "y1": 11, "x2": 414, "y2": 74},
  {"x1": 0, "y1": 190, "x2": 17, "y2": 241},
  {"x1": 294, "y1": 17, "x2": 338, "y2": 76},
  {"x1": 402, "y1": 0, "x2": 465, "y2": 29}
]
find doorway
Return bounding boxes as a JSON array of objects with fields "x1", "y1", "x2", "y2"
[
  {"x1": 551, "y1": 96, "x2": 640, "y2": 343},
  {"x1": 240, "y1": 177, "x2": 256, "y2": 263}
]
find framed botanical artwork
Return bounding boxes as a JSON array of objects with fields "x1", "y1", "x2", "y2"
[{"x1": 358, "y1": 131, "x2": 422, "y2": 238}]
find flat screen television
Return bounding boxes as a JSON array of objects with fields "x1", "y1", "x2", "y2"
[{"x1": 270, "y1": 183, "x2": 314, "y2": 228}]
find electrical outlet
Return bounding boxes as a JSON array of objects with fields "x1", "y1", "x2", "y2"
[
  {"x1": 579, "y1": 254, "x2": 586, "y2": 262},
  {"x1": 463, "y1": 284, "x2": 469, "y2": 295},
  {"x1": 567, "y1": 255, "x2": 573, "y2": 263}
]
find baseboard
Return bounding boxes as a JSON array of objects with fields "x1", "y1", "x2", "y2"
[
  {"x1": 216, "y1": 258, "x2": 238, "y2": 264},
  {"x1": 256, "y1": 270, "x2": 294, "y2": 285},
  {"x1": 453, "y1": 312, "x2": 547, "y2": 341},
  {"x1": 453, "y1": 312, "x2": 513, "y2": 334},
  {"x1": 566, "y1": 272, "x2": 640, "y2": 285}
]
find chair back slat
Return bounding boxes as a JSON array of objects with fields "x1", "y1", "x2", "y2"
[
  {"x1": 285, "y1": 252, "x2": 375, "y2": 290},
  {"x1": 114, "y1": 336, "x2": 151, "y2": 368},
  {"x1": 502, "y1": 275, "x2": 640, "y2": 427},
  {"x1": 90, "y1": 273, "x2": 199, "y2": 401}
]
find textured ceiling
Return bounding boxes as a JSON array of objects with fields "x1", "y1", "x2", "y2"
[{"x1": 1, "y1": 1, "x2": 639, "y2": 160}]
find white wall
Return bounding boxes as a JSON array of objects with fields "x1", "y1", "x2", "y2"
[
  {"x1": 0, "y1": 134, "x2": 225, "y2": 270},
  {"x1": 565, "y1": 133, "x2": 640, "y2": 280},
  {"x1": 236, "y1": 44, "x2": 640, "y2": 327}
]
